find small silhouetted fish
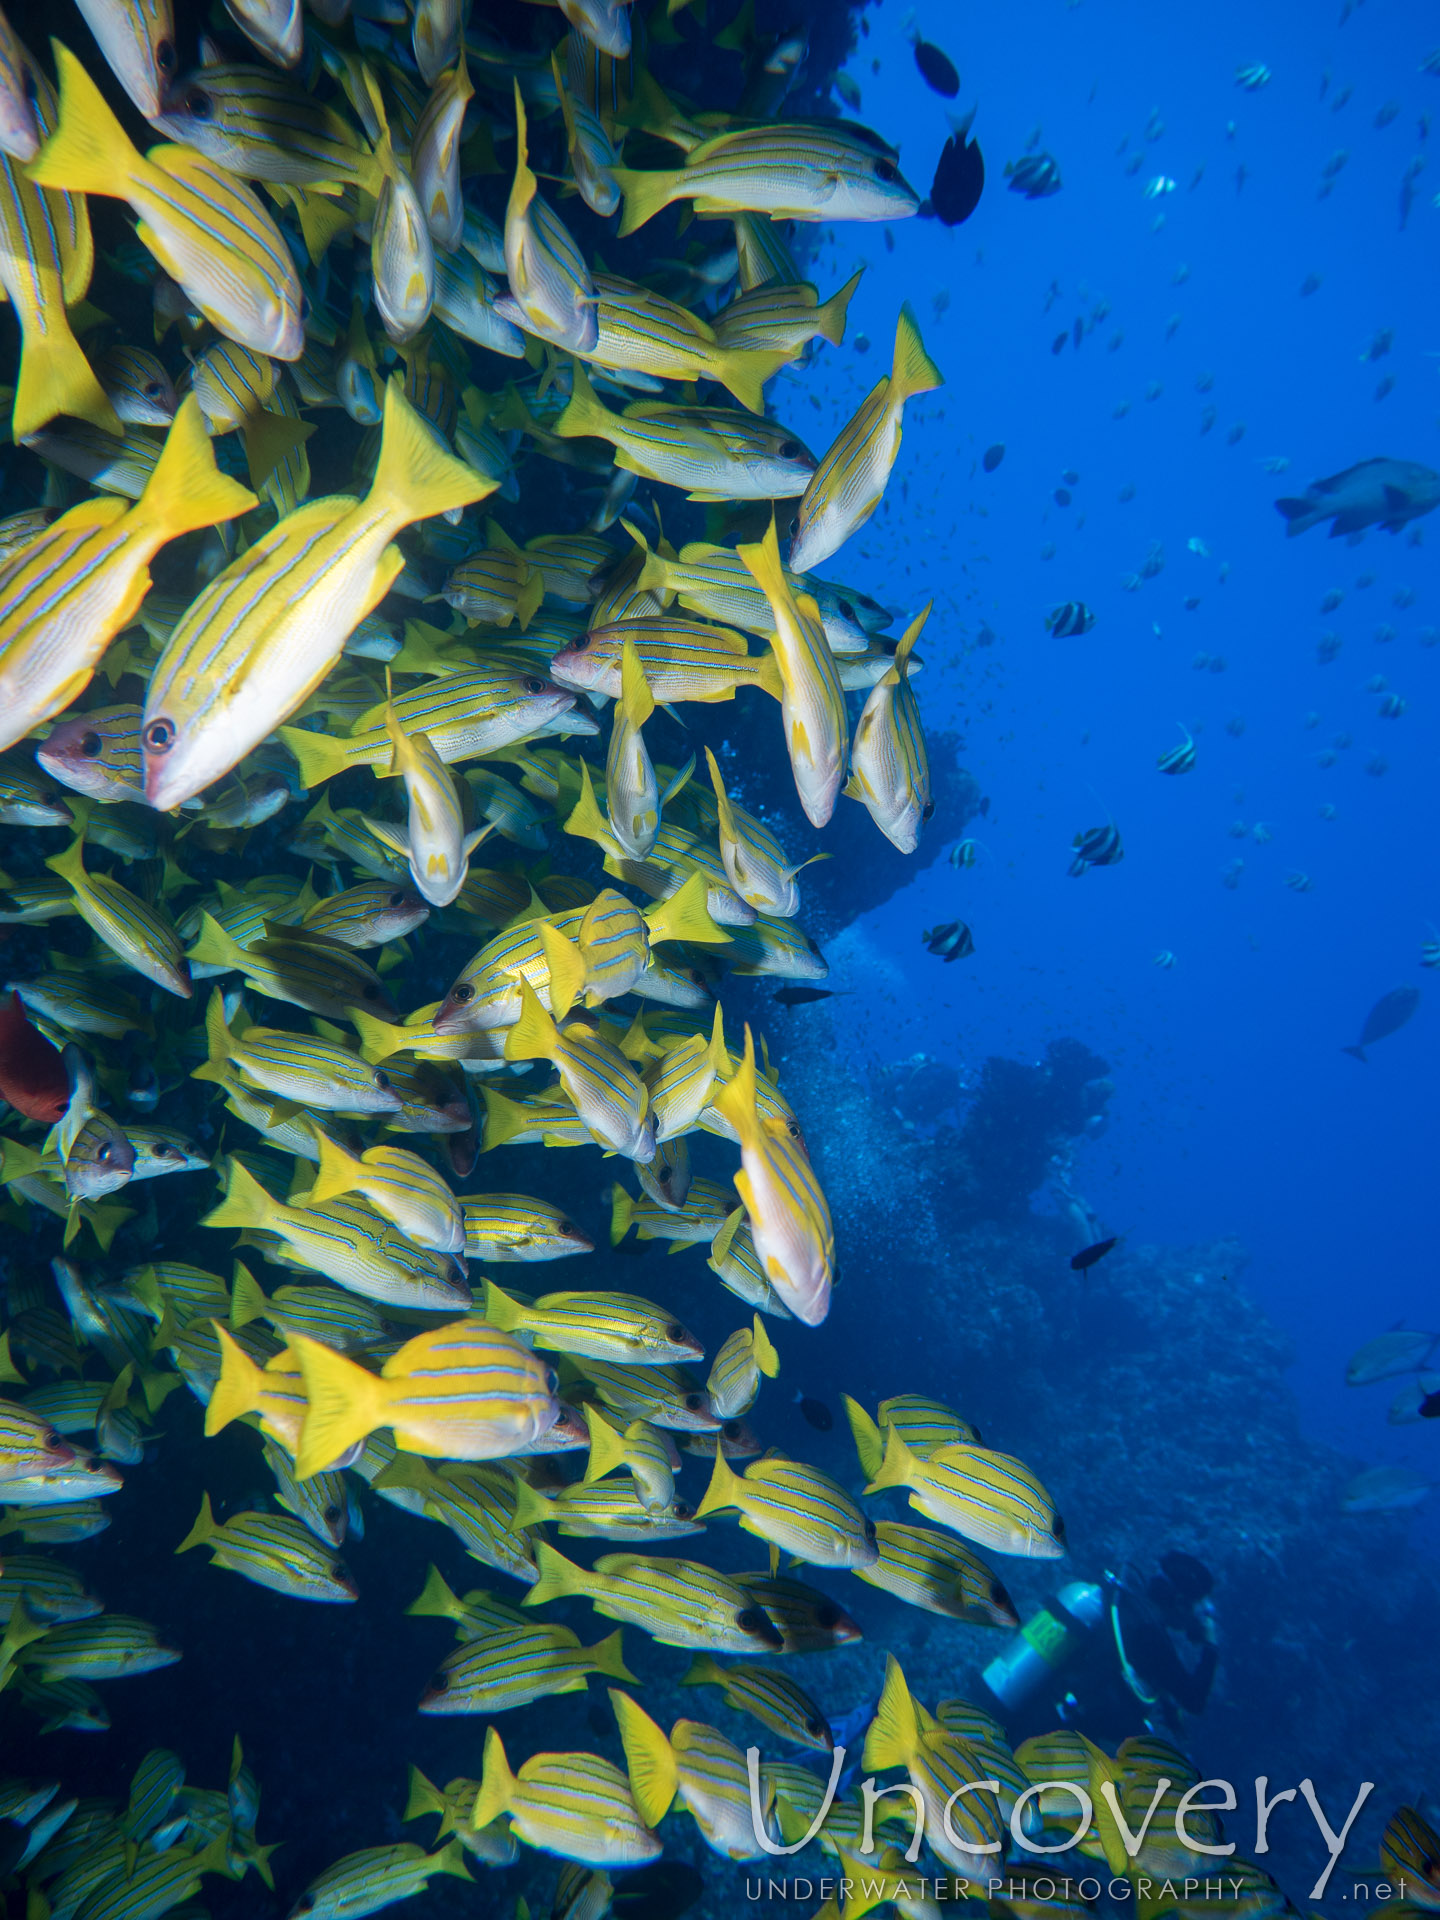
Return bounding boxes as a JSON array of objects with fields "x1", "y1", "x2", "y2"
[
  {"x1": 930, "y1": 129, "x2": 985, "y2": 226},
  {"x1": 1007, "y1": 152, "x2": 1062, "y2": 198},
  {"x1": 1071, "y1": 1236, "x2": 1118, "y2": 1273},
  {"x1": 613, "y1": 1862, "x2": 706, "y2": 1920},
  {"x1": 1343, "y1": 985, "x2": 1421, "y2": 1060},
  {"x1": 922, "y1": 921, "x2": 974, "y2": 962},
  {"x1": 983, "y1": 443, "x2": 1005, "y2": 472},
  {"x1": 775, "y1": 986, "x2": 842, "y2": 1008},
  {"x1": 913, "y1": 37, "x2": 960, "y2": 97},
  {"x1": 1052, "y1": 331, "x2": 1067, "y2": 355},
  {"x1": 795, "y1": 1391, "x2": 834, "y2": 1431},
  {"x1": 1422, "y1": 1391, "x2": 1440, "y2": 1419}
]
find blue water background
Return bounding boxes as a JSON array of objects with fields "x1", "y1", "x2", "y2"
[{"x1": 800, "y1": 0, "x2": 1437, "y2": 1485}]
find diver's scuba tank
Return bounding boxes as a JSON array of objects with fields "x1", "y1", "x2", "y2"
[{"x1": 979, "y1": 1581, "x2": 1105, "y2": 1710}]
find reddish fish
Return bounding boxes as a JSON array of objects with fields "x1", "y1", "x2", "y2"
[{"x1": 0, "y1": 992, "x2": 71, "y2": 1123}]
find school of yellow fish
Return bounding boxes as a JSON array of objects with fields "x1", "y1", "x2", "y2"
[{"x1": 0, "y1": 4, "x2": 1415, "y2": 1918}]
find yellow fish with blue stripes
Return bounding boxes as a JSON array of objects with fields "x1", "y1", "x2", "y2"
[
  {"x1": 31, "y1": 43, "x2": 305, "y2": 361},
  {"x1": 0, "y1": 399, "x2": 253, "y2": 754},
  {"x1": 142, "y1": 378, "x2": 491, "y2": 810}
]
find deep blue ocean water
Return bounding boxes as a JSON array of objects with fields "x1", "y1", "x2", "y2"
[{"x1": 811, "y1": 0, "x2": 1437, "y2": 1486}]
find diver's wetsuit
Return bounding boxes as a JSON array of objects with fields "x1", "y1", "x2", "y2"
[{"x1": 1000, "y1": 1559, "x2": 1218, "y2": 1745}]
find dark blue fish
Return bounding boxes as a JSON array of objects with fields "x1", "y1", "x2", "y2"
[
  {"x1": 1343, "y1": 986, "x2": 1421, "y2": 1061},
  {"x1": 929, "y1": 127, "x2": 984, "y2": 225},
  {"x1": 1047, "y1": 601, "x2": 1095, "y2": 637},
  {"x1": 983, "y1": 443, "x2": 1005, "y2": 472},
  {"x1": 912, "y1": 37, "x2": 960, "y2": 98},
  {"x1": 1071, "y1": 1236, "x2": 1118, "y2": 1273}
]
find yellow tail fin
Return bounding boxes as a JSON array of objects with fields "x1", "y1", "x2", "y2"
[
  {"x1": 817, "y1": 269, "x2": 864, "y2": 347},
  {"x1": 228, "y1": 1260, "x2": 268, "y2": 1330},
  {"x1": 403, "y1": 1765, "x2": 447, "y2": 1827},
  {"x1": 610, "y1": 1688, "x2": 677, "y2": 1825},
  {"x1": 205, "y1": 1326, "x2": 266, "y2": 1437},
  {"x1": 582, "y1": 1402, "x2": 626, "y2": 1483},
  {"x1": 554, "y1": 361, "x2": 615, "y2": 443},
  {"x1": 862, "y1": 1654, "x2": 920, "y2": 1773},
  {"x1": 131, "y1": 396, "x2": 257, "y2": 541},
  {"x1": 862, "y1": 1419, "x2": 917, "y2": 1497},
  {"x1": 843, "y1": 1394, "x2": 885, "y2": 1482},
  {"x1": 187, "y1": 912, "x2": 247, "y2": 975},
  {"x1": 503, "y1": 976, "x2": 560, "y2": 1065},
  {"x1": 588, "y1": 1627, "x2": 636, "y2": 1684},
  {"x1": 307, "y1": 1127, "x2": 363, "y2": 1207},
  {"x1": 538, "y1": 923, "x2": 586, "y2": 1022},
  {"x1": 480, "y1": 1084, "x2": 530, "y2": 1151},
  {"x1": 893, "y1": 602, "x2": 930, "y2": 676},
  {"x1": 736, "y1": 519, "x2": 789, "y2": 606},
  {"x1": 611, "y1": 167, "x2": 683, "y2": 238},
  {"x1": 644, "y1": 870, "x2": 725, "y2": 947},
  {"x1": 563, "y1": 761, "x2": 620, "y2": 856},
  {"x1": 680, "y1": 1652, "x2": 724, "y2": 1689},
  {"x1": 890, "y1": 303, "x2": 944, "y2": 405},
  {"x1": 28, "y1": 42, "x2": 141, "y2": 199},
  {"x1": 711, "y1": 345, "x2": 788, "y2": 416},
  {"x1": 694, "y1": 1442, "x2": 741, "y2": 1519},
  {"x1": 405, "y1": 1563, "x2": 468, "y2": 1622},
  {"x1": 509, "y1": 1475, "x2": 555, "y2": 1530},
  {"x1": 472, "y1": 1727, "x2": 516, "y2": 1831},
  {"x1": 619, "y1": 638, "x2": 655, "y2": 731},
  {"x1": 752, "y1": 1315, "x2": 780, "y2": 1378},
  {"x1": 201, "y1": 1158, "x2": 280, "y2": 1235},
  {"x1": 349, "y1": 1008, "x2": 410, "y2": 1064},
  {"x1": 369, "y1": 376, "x2": 492, "y2": 527},
  {"x1": 12, "y1": 310, "x2": 119, "y2": 443},
  {"x1": 522, "y1": 1539, "x2": 587, "y2": 1608},
  {"x1": 276, "y1": 726, "x2": 356, "y2": 791},
  {"x1": 176, "y1": 1490, "x2": 220, "y2": 1553},
  {"x1": 482, "y1": 1276, "x2": 527, "y2": 1335},
  {"x1": 709, "y1": 1024, "x2": 761, "y2": 1151},
  {"x1": 290, "y1": 1333, "x2": 390, "y2": 1479},
  {"x1": 608, "y1": 1184, "x2": 634, "y2": 1247}
]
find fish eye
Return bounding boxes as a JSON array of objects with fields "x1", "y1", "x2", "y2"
[
  {"x1": 571, "y1": 635, "x2": 589, "y2": 649},
  {"x1": 922, "y1": 801, "x2": 935, "y2": 820},
  {"x1": 665, "y1": 1321, "x2": 685, "y2": 1341},
  {"x1": 184, "y1": 87, "x2": 211, "y2": 118},
  {"x1": 722, "y1": 1419, "x2": 742, "y2": 1439},
  {"x1": 875, "y1": 157, "x2": 898, "y2": 182},
  {"x1": 674, "y1": 1500, "x2": 695, "y2": 1520},
  {"x1": 296, "y1": 1895, "x2": 317, "y2": 1913},
  {"x1": 97, "y1": 1141, "x2": 112, "y2": 1162},
  {"x1": 787, "y1": 1121, "x2": 801, "y2": 1139},
  {"x1": 777, "y1": 439, "x2": 800, "y2": 458},
  {"x1": 363, "y1": 985, "x2": 382, "y2": 1000},
  {"x1": 525, "y1": 677, "x2": 546, "y2": 694},
  {"x1": 558, "y1": 1221, "x2": 575, "y2": 1236},
  {"x1": 144, "y1": 717, "x2": 176, "y2": 754},
  {"x1": 299, "y1": 292, "x2": 311, "y2": 323},
  {"x1": 452, "y1": 983, "x2": 474, "y2": 1003},
  {"x1": 79, "y1": 732, "x2": 102, "y2": 757},
  {"x1": 684, "y1": 1392, "x2": 705, "y2": 1411},
  {"x1": 736, "y1": 1606, "x2": 768, "y2": 1635},
  {"x1": 324, "y1": 1504, "x2": 341, "y2": 1523},
  {"x1": 817, "y1": 1603, "x2": 840, "y2": 1627},
  {"x1": 862, "y1": 1518, "x2": 877, "y2": 1540},
  {"x1": 838, "y1": 599, "x2": 854, "y2": 619},
  {"x1": 373, "y1": 1070, "x2": 392, "y2": 1090},
  {"x1": 1051, "y1": 1515, "x2": 1067, "y2": 1540},
  {"x1": 156, "y1": 38, "x2": 176, "y2": 74},
  {"x1": 143, "y1": 379, "x2": 163, "y2": 397},
  {"x1": 386, "y1": 890, "x2": 404, "y2": 907},
  {"x1": 42, "y1": 1427, "x2": 62, "y2": 1450},
  {"x1": 429, "y1": 1670, "x2": 448, "y2": 1693}
]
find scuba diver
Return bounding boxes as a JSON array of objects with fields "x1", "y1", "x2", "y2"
[{"x1": 979, "y1": 1552, "x2": 1219, "y2": 1745}]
